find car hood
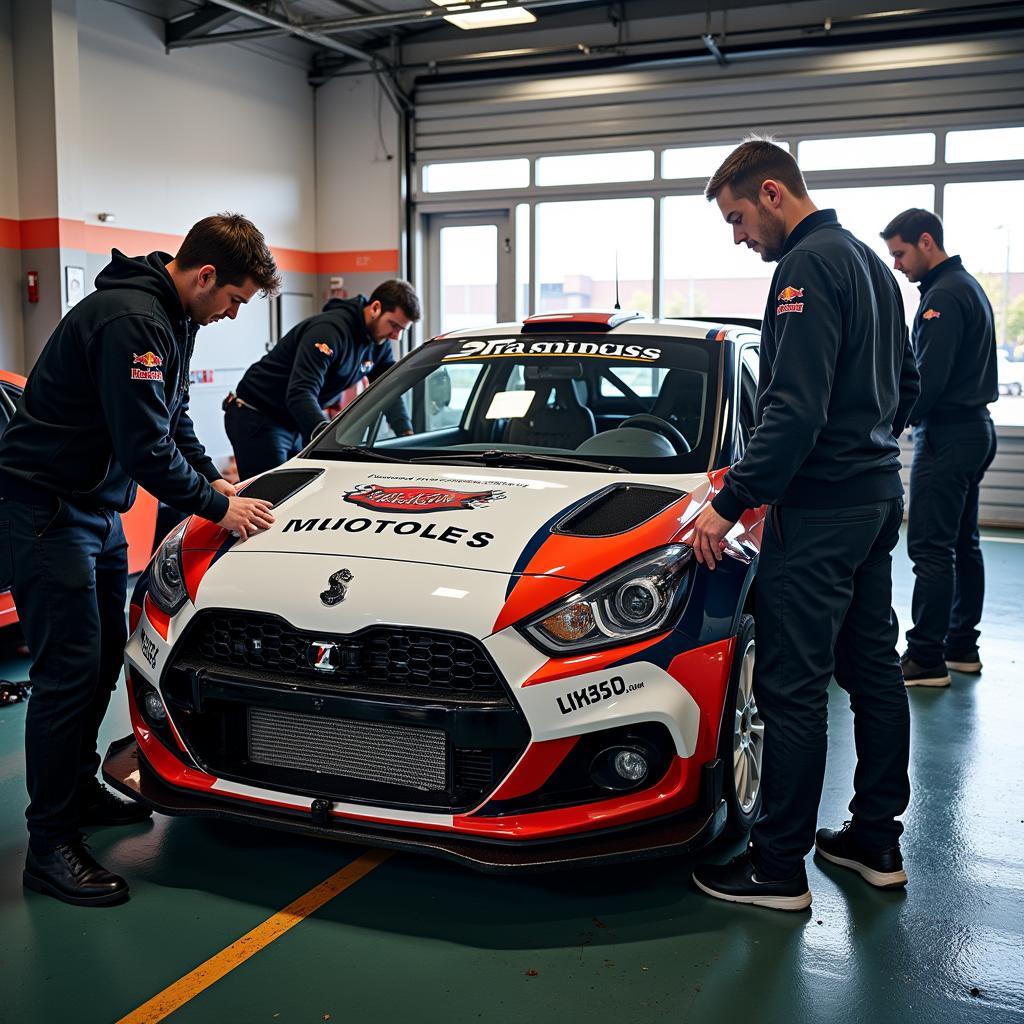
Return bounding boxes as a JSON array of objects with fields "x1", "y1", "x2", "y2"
[{"x1": 183, "y1": 459, "x2": 711, "y2": 581}]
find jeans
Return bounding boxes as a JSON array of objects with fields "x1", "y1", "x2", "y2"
[
  {"x1": 750, "y1": 497, "x2": 910, "y2": 879},
  {"x1": 0, "y1": 496, "x2": 128, "y2": 850},
  {"x1": 224, "y1": 401, "x2": 303, "y2": 481},
  {"x1": 905, "y1": 417, "x2": 997, "y2": 665}
]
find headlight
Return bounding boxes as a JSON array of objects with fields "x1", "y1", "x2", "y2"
[
  {"x1": 519, "y1": 545, "x2": 694, "y2": 654},
  {"x1": 148, "y1": 519, "x2": 189, "y2": 615}
]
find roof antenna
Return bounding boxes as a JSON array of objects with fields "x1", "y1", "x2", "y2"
[{"x1": 613, "y1": 250, "x2": 621, "y2": 310}]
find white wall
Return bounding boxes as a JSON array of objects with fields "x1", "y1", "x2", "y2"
[
  {"x1": 315, "y1": 72, "x2": 400, "y2": 255},
  {"x1": 78, "y1": 0, "x2": 316, "y2": 251}
]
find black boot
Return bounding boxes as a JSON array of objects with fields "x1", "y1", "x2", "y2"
[
  {"x1": 24, "y1": 838, "x2": 129, "y2": 907},
  {"x1": 79, "y1": 780, "x2": 153, "y2": 826},
  {"x1": 815, "y1": 821, "x2": 908, "y2": 888},
  {"x1": 691, "y1": 850, "x2": 812, "y2": 911}
]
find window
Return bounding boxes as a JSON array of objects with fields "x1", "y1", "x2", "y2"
[
  {"x1": 536, "y1": 150, "x2": 654, "y2": 187},
  {"x1": 737, "y1": 345, "x2": 759, "y2": 454},
  {"x1": 662, "y1": 141, "x2": 789, "y2": 180},
  {"x1": 515, "y1": 203, "x2": 531, "y2": 319},
  {"x1": 439, "y1": 224, "x2": 498, "y2": 334},
  {"x1": 943, "y1": 179, "x2": 1024, "y2": 427},
  {"x1": 946, "y1": 127, "x2": 1024, "y2": 164},
  {"x1": 810, "y1": 183, "x2": 936, "y2": 323},
  {"x1": 536, "y1": 198, "x2": 654, "y2": 315},
  {"x1": 599, "y1": 366, "x2": 665, "y2": 398},
  {"x1": 423, "y1": 364, "x2": 484, "y2": 433},
  {"x1": 423, "y1": 159, "x2": 529, "y2": 193},
  {"x1": 662, "y1": 194, "x2": 774, "y2": 319},
  {"x1": 798, "y1": 133, "x2": 936, "y2": 171}
]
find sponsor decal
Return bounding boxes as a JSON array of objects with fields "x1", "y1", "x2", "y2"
[
  {"x1": 344, "y1": 484, "x2": 505, "y2": 514},
  {"x1": 307, "y1": 640, "x2": 339, "y2": 671},
  {"x1": 776, "y1": 285, "x2": 805, "y2": 316},
  {"x1": 140, "y1": 629, "x2": 159, "y2": 670},
  {"x1": 283, "y1": 516, "x2": 493, "y2": 548},
  {"x1": 314, "y1": 342, "x2": 334, "y2": 357},
  {"x1": 922, "y1": 309, "x2": 942, "y2": 320},
  {"x1": 320, "y1": 569, "x2": 353, "y2": 607},
  {"x1": 131, "y1": 350, "x2": 164, "y2": 381},
  {"x1": 556, "y1": 674, "x2": 645, "y2": 715},
  {"x1": 361, "y1": 359, "x2": 374, "y2": 373},
  {"x1": 443, "y1": 339, "x2": 662, "y2": 362}
]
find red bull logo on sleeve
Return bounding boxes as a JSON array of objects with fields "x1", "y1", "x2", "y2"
[
  {"x1": 922, "y1": 309, "x2": 941, "y2": 321},
  {"x1": 131, "y1": 351, "x2": 164, "y2": 381},
  {"x1": 314, "y1": 342, "x2": 334, "y2": 357},
  {"x1": 776, "y1": 285, "x2": 805, "y2": 315}
]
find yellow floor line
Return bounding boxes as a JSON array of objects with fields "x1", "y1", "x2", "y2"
[{"x1": 116, "y1": 848, "x2": 392, "y2": 1024}]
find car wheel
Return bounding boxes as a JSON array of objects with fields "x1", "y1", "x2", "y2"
[{"x1": 718, "y1": 613, "x2": 763, "y2": 837}]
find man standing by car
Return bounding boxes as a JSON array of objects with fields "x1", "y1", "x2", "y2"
[
  {"x1": 225, "y1": 280, "x2": 421, "y2": 479},
  {"x1": 0, "y1": 213, "x2": 279, "y2": 907},
  {"x1": 882, "y1": 209, "x2": 998, "y2": 687},
  {"x1": 687, "y1": 140, "x2": 920, "y2": 911}
]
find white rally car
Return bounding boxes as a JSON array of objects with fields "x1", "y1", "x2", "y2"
[{"x1": 103, "y1": 311, "x2": 767, "y2": 870}]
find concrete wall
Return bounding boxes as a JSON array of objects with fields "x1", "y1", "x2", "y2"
[{"x1": 0, "y1": 0, "x2": 23, "y2": 370}]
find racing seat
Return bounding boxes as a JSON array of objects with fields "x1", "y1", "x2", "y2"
[
  {"x1": 651, "y1": 369, "x2": 703, "y2": 448},
  {"x1": 505, "y1": 378, "x2": 596, "y2": 449}
]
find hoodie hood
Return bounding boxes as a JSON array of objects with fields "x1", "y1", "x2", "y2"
[{"x1": 94, "y1": 250, "x2": 185, "y2": 323}]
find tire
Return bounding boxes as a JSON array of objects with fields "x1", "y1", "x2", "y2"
[{"x1": 717, "y1": 613, "x2": 763, "y2": 838}]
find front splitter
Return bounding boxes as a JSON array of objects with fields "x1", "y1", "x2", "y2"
[{"x1": 102, "y1": 735, "x2": 727, "y2": 873}]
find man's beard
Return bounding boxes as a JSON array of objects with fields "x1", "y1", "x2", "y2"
[{"x1": 757, "y1": 206, "x2": 787, "y2": 263}]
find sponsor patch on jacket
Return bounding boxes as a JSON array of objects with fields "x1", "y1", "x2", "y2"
[
  {"x1": 131, "y1": 351, "x2": 164, "y2": 381},
  {"x1": 343, "y1": 484, "x2": 505, "y2": 513},
  {"x1": 776, "y1": 285, "x2": 805, "y2": 315},
  {"x1": 922, "y1": 309, "x2": 942, "y2": 320},
  {"x1": 314, "y1": 342, "x2": 334, "y2": 357}
]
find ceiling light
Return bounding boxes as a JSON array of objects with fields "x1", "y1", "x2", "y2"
[{"x1": 444, "y1": 7, "x2": 537, "y2": 29}]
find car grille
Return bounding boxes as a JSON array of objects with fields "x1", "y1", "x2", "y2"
[
  {"x1": 177, "y1": 611, "x2": 506, "y2": 702},
  {"x1": 248, "y1": 708, "x2": 447, "y2": 791}
]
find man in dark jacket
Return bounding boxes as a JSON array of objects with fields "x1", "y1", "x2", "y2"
[
  {"x1": 883, "y1": 209, "x2": 998, "y2": 687},
  {"x1": 225, "y1": 280, "x2": 420, "y2": 479},
  {"x1": 0, "y1": 213, "x2": 279, "y2": 906},
  {"x1": 688, "y1": 140, "x2": 919, "y2": 911}
]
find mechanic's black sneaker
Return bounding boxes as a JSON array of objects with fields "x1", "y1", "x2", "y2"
[
  {"x1": 79, "y1": 781, "x2": 152, "y2": 826},
  {"x1": 945, "y1": 648, "x2": 982, "y2": 674},
  {"x1": 815, "y1": 822, "x2": 907, "y2": 889},
  {"x1": 900, "y1": 654, "x2": 950, "y2": 688},
  {"x1": 691, "y1": 851, "x2": 811, "y2": 912},
  {"x1": 23, "y1": 838, "x2": 129, "y2": 907}
]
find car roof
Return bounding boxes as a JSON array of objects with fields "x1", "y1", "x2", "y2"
[{"x1": 430, "y1": 312, "x2": 760, "y2": 345}]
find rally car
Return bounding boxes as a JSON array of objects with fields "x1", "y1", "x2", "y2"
[{"x1": 103, "y1": 311, "x2": 766, "y2": 870}]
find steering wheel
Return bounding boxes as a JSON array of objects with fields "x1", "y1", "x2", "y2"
[{"x1": 616, "y1": 414, "x2": 691, "y2": 454}]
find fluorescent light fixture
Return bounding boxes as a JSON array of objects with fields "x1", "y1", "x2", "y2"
[{"x1": 445, "y1": 7, "x2": 537, "y2": 29}]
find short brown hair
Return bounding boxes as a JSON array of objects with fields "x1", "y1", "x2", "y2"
[
  {"x1": 175, "y1": 213, "x2": 281, "y2": 296},
  {"x1": 370, "y1": 279, "x2": 421, "y2": 321},
  {"x1": 881, "y1": 208, "x2": 944, "y2": 250},
  {"x1": 705, "y1": 138, "x2": 808, "y2": 203}
]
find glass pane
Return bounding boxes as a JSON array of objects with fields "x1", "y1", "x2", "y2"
[
  {"x1": 423, "y1": 159, "x2": 529, "y2": 193},
  {"x1": 662, "y1": 141, "x2": 789, "y2": 180},
  {"x1": 946, "y1": 127, "x2": 1024, "y2": 164},
  {"x1": 424, "y1": 363, "x2": 484, "y2": 433},
  {"x1": 811, "y1": 183, "x2": 936, "y2": 323},
  {"x1": 536, "y1": 151, "x2": 654, "y2": 187},
  {"x1": 944, "y1": 180, "x2": 1024, "y2": 426},
  {"x1": 440, "y1": 224, "x2": 497, "y2": 334},
  {"x1": 798, "y1": 133, "x2": 935, "y2": 171},
  {"x1": 662, "y1": 194, "x2": 774, "y2": 319},
  {"x1": 516, "y1": 203, "x2": 531, "y2": 320},
  {"x1": 536, "y1": 198, "x2": 654, "y2": 315}
]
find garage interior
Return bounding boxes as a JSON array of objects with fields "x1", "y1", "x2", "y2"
[{"x1": 1, "y1": 1, "x2": 1023, "y2": 1021}]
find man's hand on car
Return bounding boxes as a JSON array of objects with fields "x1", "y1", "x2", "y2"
[
  {"x1": 211, "y1": 479, "x2": 237, "y2": 498},
  {"x1": 217, "y1": 496, "x2": 275, "y2": 539},
  {"x1": 688, "y1": 504, "x2": 734, "y2": 570}
]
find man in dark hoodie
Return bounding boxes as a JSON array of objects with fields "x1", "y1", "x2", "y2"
[
  {"x1": 225, "y1": 279, "x2": 420, "y2": 479},
  {"x1": 686, "y1": 141, "x2": 919, "y2": 912},
  {"x1": 0, "y1": 213, "x2": 280, "y2": 907}
]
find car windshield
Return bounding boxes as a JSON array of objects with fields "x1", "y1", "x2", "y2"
[{"x1": 308, "y1": 333, "x2": 722, "y2": 474}]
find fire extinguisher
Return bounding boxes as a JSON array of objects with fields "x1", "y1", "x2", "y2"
[{"x1": 26, "y1": 271, "x2": 39, "y2": 304}]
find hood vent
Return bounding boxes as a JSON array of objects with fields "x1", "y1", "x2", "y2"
[
  {"x1": 238, "y1": 467, "x2": 324, "y2": 507},
  {"x1": 554, "y1": 484, "x2": 684, "y2": 538}
]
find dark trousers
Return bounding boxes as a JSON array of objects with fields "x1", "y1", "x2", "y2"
[
  {"x1": 750, "y1": 498, "x2": 910, "y2": 879},
  {"x1": 224, "y1": 401, "x2": 302, "y2": 481},
  {"x1": 906, "y1": 417, "x2": 997, "y2": 665},
  {"x1": 0, "y1": 497, "x2": 128, "y2": 850}
]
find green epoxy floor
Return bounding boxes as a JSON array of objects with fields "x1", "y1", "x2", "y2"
[{"x1": 1, "y1": 531, "x2": 1022, "y2": 1024}]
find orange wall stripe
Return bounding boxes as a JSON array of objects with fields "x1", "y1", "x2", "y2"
[{"x1": 0, "y1": 216, "x2": 390, "y2": 276}]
